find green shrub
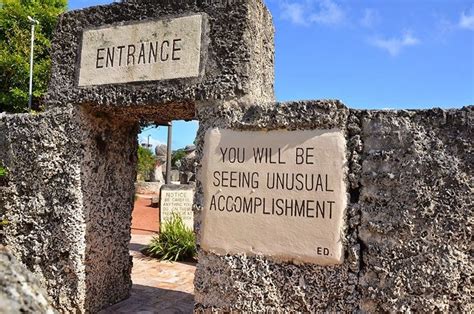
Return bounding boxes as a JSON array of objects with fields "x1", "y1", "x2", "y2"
[
  {"x1": 144, "y1": 214, "x2": 196, "y2": 262},
  {"x1": 137, "y1": 146, "x2": 156, "y2": 180}
]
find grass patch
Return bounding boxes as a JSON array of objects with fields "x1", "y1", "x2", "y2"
[{"x1": 143, "y1": 213, "x2": 196, "y2": 262}]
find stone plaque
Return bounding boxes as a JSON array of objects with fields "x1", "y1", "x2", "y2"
[
  {"x1": 78, "y1": 14, "x2": 203, "y2": 86},
  {"x1": 160, "y1": 185, "x2": 194, "y2": 230},
  {"x1": 200, "y1": 128, "x2": 347, "y2": 265}
]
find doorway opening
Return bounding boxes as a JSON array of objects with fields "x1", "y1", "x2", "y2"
[{"x1": 102, "y1": 119, "x2": 199, "y2": 313}]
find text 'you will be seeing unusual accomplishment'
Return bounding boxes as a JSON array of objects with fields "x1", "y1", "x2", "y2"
[{"x1": 200, "y1": 128, "x2": 348, "y2": 265}]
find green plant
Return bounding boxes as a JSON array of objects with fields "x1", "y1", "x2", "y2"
[
  {"x1": 171, "y1": 148, "x2": 186, "y2": 167},
  {"x1": 0, "y1": 0, "x2": 67, "y2": 112},
  {"x1": 143, "y1": 214, "x2": 196, "y2": 261},
  {"x1": 137, "y1": 146, "x2": 156, "y2": 180}
]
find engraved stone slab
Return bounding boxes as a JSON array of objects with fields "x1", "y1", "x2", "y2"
[
  {"x1": 160, "y1": 185, "x2": 194, "y2": 231},
  {"x1": 78, "y1": 14, "x2": 203, "y2": 86},
  {"x1": 200, "y1": 128, "x2": 347, "y2": 265}
]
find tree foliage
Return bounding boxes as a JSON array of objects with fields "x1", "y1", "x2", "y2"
[
  {"x1": 0, "y1": 0, "x2": 67, "y2": 113},
  {"x1": 137, "y1": 146, "x2": 156, "y2": 181},
  {"x1": 171, "y1": 149, "x2": 186, "y2": 167}
]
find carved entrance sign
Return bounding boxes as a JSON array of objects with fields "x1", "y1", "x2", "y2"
[
  {"x1": 200, "y1": 128, "x2": 347, "y2": 265},
  {"x1": 78, "y1": 14, "x2": 203, "y2": 86}
]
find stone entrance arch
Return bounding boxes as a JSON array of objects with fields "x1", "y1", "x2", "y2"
[
  {"x1": 2, "y1": 0, "x2": 274, "y2": 312},
  {"x1": 1, "y1": 0, "x2": 471, "y2": 313}
]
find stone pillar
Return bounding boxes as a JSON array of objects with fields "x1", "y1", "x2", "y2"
[
  {"x1": 194, "y1": 100, "x2": 360, "y2": 311},
  {"x1": 0, "y1": 105, "x2": 138, "y2": 312},
  {"x1": 80, "y1": 109, "x2": 138, "y2": 312}
]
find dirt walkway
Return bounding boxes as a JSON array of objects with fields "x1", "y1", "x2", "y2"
[{"x1": 131, "y1": 195, "x2": 160, "y2": 234}]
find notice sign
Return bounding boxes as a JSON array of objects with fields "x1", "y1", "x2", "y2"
[
  {"x1": 200, "y1": 128, "x2": 347, "y2": 265},
  {"x1": 160, "y1": 185, "x2": 194, "y2": 231},
  {"x1": 78, "y1": 14, "x2": 203, "y2": 86}
]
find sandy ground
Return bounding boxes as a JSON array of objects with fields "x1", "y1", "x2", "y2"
[{"x1": 131, "y1": 195, "x2": 160, "y2": 235}]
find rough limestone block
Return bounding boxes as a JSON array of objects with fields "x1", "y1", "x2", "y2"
[
  {"x1": 194, "y1": 102, "x2": 473, "y2": 312},
  {"x1": 358, "y1": 107, "x2": 473, "y2": 312},
  {"x1": 0, "y1": 106, "x2": 138, "y2": 312},
  {"x1": 46, "y1": 0, "x2": 274, "y2": 123},
  {"x1": 0, "y1": 108, "x2": 87, "y2": 312},
  {"x1": 0, "y1": 246, "x2": 56, "y2": 314},
  {"x1": 194, "y1": 100, "x2": 360, "y2": 311}
]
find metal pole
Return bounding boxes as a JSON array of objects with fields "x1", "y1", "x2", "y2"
[
  {"x1": 27, "y1": 16, "x2": 38, "y2": 110},
  {"x1": 147, "y1": 135, "x2": 150, "y2": 148},
  {"x1": 166, "y1": 121, "x2": 172, "y2": 184},
  {"x1": 28, "y1": 23, "x2": 35, "y2": 110}
]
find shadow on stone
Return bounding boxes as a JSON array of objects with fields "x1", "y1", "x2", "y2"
[
  {"x1": 100, "y1": 284, "x2": 194, "y2": 313},
  {"x1": 129, "y1": 242, "x2": 147, "y2": 253}
]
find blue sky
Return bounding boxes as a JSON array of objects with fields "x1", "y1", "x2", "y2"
[{"x1": 69, "y1": 0, "x2": 474, "y2": 151}]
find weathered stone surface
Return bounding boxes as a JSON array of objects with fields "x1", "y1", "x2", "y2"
[
  {"x1": 155, "y1": 144, "x2": 167, "y2": 159},
  {"x1": 358, "y1": 107, "x2": 473, "y2": 312},
  {"x1": 0, "y1": 107, "x2": 88, "y2": 312},
  {"x1": 194, "y1": 100, "x2": 358, "y2": 311},
  {"x1": 0, "y1": 105, "x2": 138, "y2": 312},
  {"x1": 46, "y1": 0, "x2": 275, "y2": 123},
  {"x1": 194, "y1": 101, "x2": 473, "y2": 312},
  {"x1": 0, "y1": 246, "x2": 56, "y2": 314},
  {"x1": 1, "y1": 100, "x2": 472, "y2": 312},
  {"x1": 170, "y1": 169, "x2": 181, "y2": 182},
  {"x1": 195, "y1": 251, "x2": 359, "y2": 312},
  {"x1": 80, "y1": 108, "x2": 137, "y2": 312},
  {"x1": 135, "y1": 181, "x2": 163, "y2": 194}
]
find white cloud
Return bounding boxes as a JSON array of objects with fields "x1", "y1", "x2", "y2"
[
  {"x1": 370, "y1": 32, "x2": 420, "y2": 56},
  {"x1": 280, "y1": 0, "x2": 346, "y2": 26},
  {"x1": 459, "y1": 9, "x2": 474, "y2": 30},
  {"x1": 309, "y1": 0, "x2": 345, "y2": 26},
  {"x1": 360, "y1": 8, "x2": 380, "y2": 28},
  {"x1": 281, "y1": 2, "x2": 307, "y2": 25},
  {"x1": 433, "y1": 8, "x2": 473, "y2": 42}
]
